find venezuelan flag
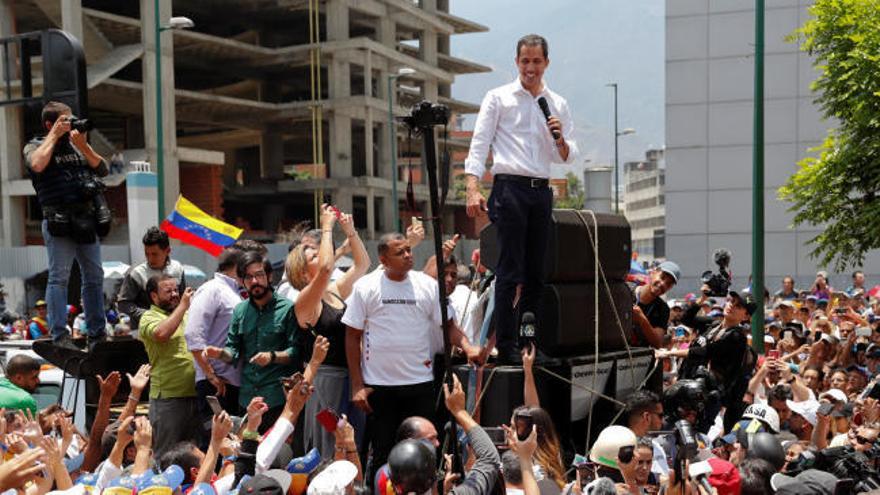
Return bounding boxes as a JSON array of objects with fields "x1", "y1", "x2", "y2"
[{"x1": 160, "y1": 196, "x2": 242, "y2": 256}]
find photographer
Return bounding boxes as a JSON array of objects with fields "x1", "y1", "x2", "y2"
[
  {"x1": 656, "y1": 291, "x2": 757, "y2": 432},
  {"x1": 24, "y1": 101, "x2": 109, "y2": 351}
]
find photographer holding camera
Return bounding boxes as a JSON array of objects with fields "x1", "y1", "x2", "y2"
[
  {"x1": 24, "y1": 101, "x2": 110, "y2": 352},
  {"x1": 656, "y1": 291, "x2": 757, "y2": 432}
]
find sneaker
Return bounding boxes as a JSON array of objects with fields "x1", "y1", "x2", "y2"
[{"x1": 53, "y1": 334, "x2": 86, "y2": 354}]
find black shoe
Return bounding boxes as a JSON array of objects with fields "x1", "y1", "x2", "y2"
[
  {"x1": 87, "y1": 335, "x2": 107, "y2": 353},
  {"x1": 496, "y1": 348, "x2": 523, "y2": 366},
  {"x1": 53, "y1": 334, "x2": 86, "y2": 354}
]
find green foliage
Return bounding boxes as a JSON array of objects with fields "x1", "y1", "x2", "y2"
[
  {"x1": 554, "y1": 171, "x2": 585, "y2": 209},
  {"x1": 781, "y1": 0, "x2": 880, "y2": 270}
]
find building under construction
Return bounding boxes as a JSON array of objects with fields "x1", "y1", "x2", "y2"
[{"x1": 0, "y1": 0, "x2": 490, "y2": 246}]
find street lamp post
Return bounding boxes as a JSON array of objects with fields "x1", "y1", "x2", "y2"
[
  {"x1": 607, "y1": 83, "x2": 636, "y2": 214},
  {"x1": 153, "y1": 3, "x2": 193, "y2": 219},
  {"x1": 387, "y1": 67, "x2": 416, "y2": 232}
]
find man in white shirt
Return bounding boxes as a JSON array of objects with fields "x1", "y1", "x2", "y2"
[
  {"x1": 343, "y1": 232, "x2": 482, "y2": 481},
  {"x1": 464, "y1": 34, "x2": 579, "y2": 365}
]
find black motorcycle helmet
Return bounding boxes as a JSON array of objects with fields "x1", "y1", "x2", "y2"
[
  {"x1": 662, "y1": 379, "x2": 706, "y2": 422},
  {"x1": 388, "y1": 439, "x2": 436, "y2": 494},
  {"x1": 747, "y1": 432, "x2": 786, "y2": 470}
]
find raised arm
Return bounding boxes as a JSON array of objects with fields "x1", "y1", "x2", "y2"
[
  {"x1": 332, "y1": 212, "x2": 370, "y2": 300},
  {"x1": 295, "y1": 205, "x2": 337, "y2": 327}
]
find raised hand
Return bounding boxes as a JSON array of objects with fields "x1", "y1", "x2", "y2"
[
  {"x1": 0, "y1": 447, "x2": 47, "y2": 491},
  {"x1": 97, "y1": 371, "x2": 122, "y2": 399},
  {"x1": 133, "y1": 416, "x2": 152, "y2": 450},
  {"x1": 126, "y1": 364, "x2": 152, "y2": 396},
  {"x1": 211, "y1": 411, "x2": 233, "y2": 446},
  {"x1": 246, "y1": 396, "x2": 269, "y2": 433},
  {"x1": 311, "y1": 335, "x2": 330, "y2": 365}
]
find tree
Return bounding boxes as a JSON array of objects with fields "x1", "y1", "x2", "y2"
[
  {"x1": 780, "y1": 0, "x2": 880, "y2": 271},
  {"x1": 554, "y1": 171, "x2": 585, "y2": 209}
]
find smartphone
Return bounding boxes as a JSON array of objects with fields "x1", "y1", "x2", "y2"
[
  {"x1": 618, "y1": 445, "x2": 635, "y2": 464},
  {"x1": 329, "y1": 205, "x2": 342, "y2": 219},
  {"x1": 856, "y1": 327, "x2": 872, "y2": 338},
  {"x1": 411, "y1": 216, "x2": 422, "y2": 229},
  {"x1": 483, "y1": 427, "x2": 507, "y2": 447},
  {"x1": 514, "y1": 412, "x2": 533, "y2": 441},
  {"x1": 316, "y1": 408, "x2": 339, "y2": 433},
  {"x1": 767, "y1": 349, "x2": 780, "y2": 360},
  {"x1": 206, "y1": 396, "x2": 223, "y2": 415},
  {"x1": 817, "y1": 402, "x2": 835, "y2": 417}
]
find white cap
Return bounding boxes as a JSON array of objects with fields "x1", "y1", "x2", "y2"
[
  {"x1": 589, "y1": 426, "x2": 637, "y2": 470},
  {"x1": 307, "y1": 461, "x2": 358, "y2": 495},
  {"x1": 741, "y1": 403, "x2": 780, "y2": 433},
  {"x1": 820, "y1": 389, "x2": 847, "y2": 403},
  {"x1": 786, "y1": 399, "x2": 820, "y2": 427}
]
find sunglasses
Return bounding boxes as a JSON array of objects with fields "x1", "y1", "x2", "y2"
[{"x1": 855, "y1": 435, "x2": 875, "y2": 446}]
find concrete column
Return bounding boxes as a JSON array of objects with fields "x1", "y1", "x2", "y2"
[
  {"x1": 60, "y1": 0, "x2": 83, "y2": 44},
  {"x1": 325, "y1": 0, "x2": 349, "y2": 42},
  {"x1": 423, "y1": 79, "x2": 438, "y2": 102},
  {"x1": 140, "y1": 0, "x2": 180, "y2": 219},
  {"x1": 366, "y1": 188, "x2": 375, "y2": 239},
  {"x1": 378, "y1": 17, "x2": 396, "y2": 47},
  {"x1": 0, "y1": 0, "x2": 25, "y2": 246},
  {"x1": 364, "y1": 49, "x2": 373, "y2": 98},
  {"x1": 421, "y1": 28, "x2": 437, "y2": 65},
  {"x1": 380, "y1": 192, "x2": 394, "y2": 235},
  {"x1": 329, "y1": 114, "x2": 353, "y2": 179},
  {"x1": 260, "y1": 131, "x2": 284, "y2": 180},
  {"x1": 365, "y1": 110, "x2": 374, "y2": 177}
]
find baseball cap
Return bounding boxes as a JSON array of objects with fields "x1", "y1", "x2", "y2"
[
  {"x1": 867, "y1": 343, "x2": 880, "y2": 359},
  {"x1": 786, "y1": 400, "x2": 819, "y2": 427},
  {"x1": 721, "y1": 418, "x2": 772, "y2": 445},
  {"x1": 34, "y1": 300, "x2": 46, "y2": 307},
  {"x1": 239, "y1": 474, "x2": 284, "y2": 495},
  {"x1": 820, "y1": 389, "x2": 847, "y2": 403},
  {"x1": 729, "y1": 290, "x2": 758, "y2": 316},
  {"x1": 817, "y1": 298, "x2": 829, "y2": 307},
  {"x1": 657, "y1": 261, "x2": 681, "y2": 284},
  {"x1": 306, "y1": 461, "x2": 358, "y2": 495},
  {"x1": 589, "y1": 425, "x2": 637, "y2": 469},
  {"x1": 816, "y1": 270, "x2": 829, "y2": 279},
  {"x1": 135, "y1": 465, "x2": 185, "y2": 495},
  {"x1": 806, "y1": 294, "x2": 818, "y2": 302},
  {"x1": 706, "y1": 458, "x2": 741, "y2": 495},
  {"x1": 774, "y1": 300, "x2": 795, "y2": 309},
  {"x1": 771, "y1": 469, "x2": 838, "y2": 494}
]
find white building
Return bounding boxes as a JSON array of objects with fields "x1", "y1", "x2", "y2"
[
  {"x1": 624, "y1": 148, "x2": 665, "y2": 262},
  {"x1": 664, "y1": 0, "x2": 880, "y2": 293}
]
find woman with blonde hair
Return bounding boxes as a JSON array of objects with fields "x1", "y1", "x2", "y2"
[{"x1": 288, "y1": 204, "x2": 370, "y2": 457}]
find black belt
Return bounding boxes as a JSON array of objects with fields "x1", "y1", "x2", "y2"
[{"x1": 494, "y1": 174, "x2": 549, "y2": 188}]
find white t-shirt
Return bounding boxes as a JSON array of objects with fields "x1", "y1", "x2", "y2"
[
  {"x1": 342, "y1": 269, "x2": 444, "y2": 386},
  {"x1": 449, "y1": 284, "x2": 480, "y2": 344}
]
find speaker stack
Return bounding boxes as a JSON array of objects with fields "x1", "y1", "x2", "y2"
[{"x1": 479, "y1": 209, "x2": 635, "y2": 356}]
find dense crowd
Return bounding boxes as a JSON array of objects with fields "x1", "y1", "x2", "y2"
[{"x1": 1, "y1": 208, "x2": 879, "y2": 495}]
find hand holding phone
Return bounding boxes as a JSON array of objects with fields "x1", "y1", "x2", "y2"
[
  {"x1": 316, "y1": 408, "x2": 339, "y2": 433},
  {"x1": 514, "y1": 413, "x2": 533, "y2": 442},
  {"x1": 767, "y1": 349, "x2": 780, "y2": 360},
  {"x1": 206, "y1": 395, "x2": 224, "y2": 415}
]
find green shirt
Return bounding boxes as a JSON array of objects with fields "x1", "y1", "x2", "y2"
[
  {"x1": 0, "y1": 378, "x2": 37, "y2": 415},
  {"x1": 140, "y1": 305, "x2": 196, "y2": 399},
  {"x1": 224, "y1": 292, "x2": 297, "y2": 409}
]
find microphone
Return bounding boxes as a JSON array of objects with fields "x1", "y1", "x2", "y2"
[
  {"x1": 536, "y1": 97, "x2": 561, "y2": 140},
  {"x1": 687, "y1": 460, "x2": 714, "y2": 494}
]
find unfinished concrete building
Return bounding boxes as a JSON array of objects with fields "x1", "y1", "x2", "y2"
[{"x1": 0, "y1": 0, "x2": 489, "y2": 246}]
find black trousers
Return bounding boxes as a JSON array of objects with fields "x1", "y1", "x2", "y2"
[
  {"x1": 363, "y1": 381, "x2": 435, "y2": 484},
  {"x1": 488, "y1": 177, "x2": 553, "y2": 353}
]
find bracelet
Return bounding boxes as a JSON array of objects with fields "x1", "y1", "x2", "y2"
[
  {"x1": 322, "y1": 229, "x2": 332, "y2": 233},
  {"x1": 128, "y1": 395, "x2": 139, "y2": 403},
  {"x1": 242, "y1": 430, "x2": 259, "y2": 441},
  {"x1": 222, "y1": 455, "x2": 237, "y2": 464},
  {"x1": 270, "y1": 351, "x2": 277, "y2": 364}
]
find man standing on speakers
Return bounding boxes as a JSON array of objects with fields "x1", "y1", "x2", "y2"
[
  {"x1": 464, "y1": 34, "x2": 579, "y2": 365},
  {"x1": 631, "y1": 261, "x2": 680, "y2": 349}
]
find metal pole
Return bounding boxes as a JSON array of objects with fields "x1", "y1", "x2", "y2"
[
  {"x1": 154, "y1": 0, "x2": 165, "y2": 220},
  {"x1": 388, "y1": 75, "x2": 400, "y2": 233},
  {"x1": 611, "y1": 83, "x2": 619, "y2": 213},
  {"x1": 751, "y1": 0, "x2": 765, "y2": 353}
]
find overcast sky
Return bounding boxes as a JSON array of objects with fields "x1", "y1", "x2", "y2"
[{"x1": 449, "y1": 0, "x2": 665, "y2": 178}]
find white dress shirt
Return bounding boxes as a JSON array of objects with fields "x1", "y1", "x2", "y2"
[{"x1": 465, "y1": 78, "x2": 579, "y2": 179}]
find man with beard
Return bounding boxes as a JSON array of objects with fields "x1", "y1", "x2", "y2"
[
  {"x1": 204, "y1": 251, "x2": 296, "y2": 432},
  {"x1": 0, "y1": 355, "x2": 41, "y2": 414},
  {"x1": 632, "y1": 261, "x2": 681, "y2": 348},
  {"x1": 139, "y1": 274, "x2": 200, "y2": 457}
]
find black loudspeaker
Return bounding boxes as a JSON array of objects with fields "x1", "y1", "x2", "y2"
[
  {"x1": 478, "y1": 209, "x2": 631, "y2": 282},
  {"x1": 537, "y1": 281, "x2": 634, "y2": 356}
]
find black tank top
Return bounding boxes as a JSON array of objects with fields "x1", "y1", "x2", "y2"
[{"x1": 295, "y1": 293, "x2": 348, "y2": 368}]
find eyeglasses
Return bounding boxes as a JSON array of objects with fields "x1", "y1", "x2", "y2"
[{"x1": 244, "y1": 271, "x2": 267, "y2": 281}]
